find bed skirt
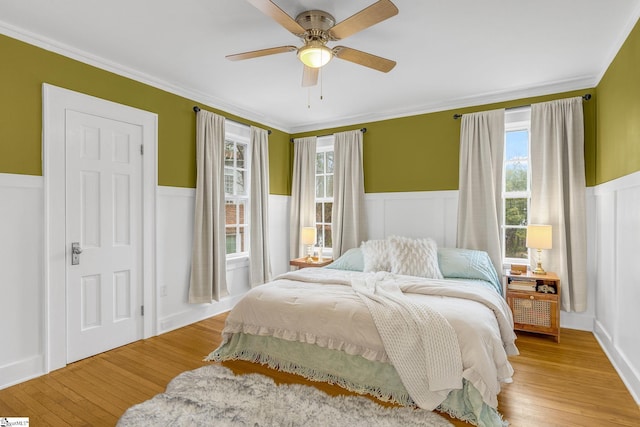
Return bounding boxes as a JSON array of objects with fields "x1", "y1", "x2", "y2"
[{"x1": 208, "y1": 333, "x2": 507, "y2": 427}]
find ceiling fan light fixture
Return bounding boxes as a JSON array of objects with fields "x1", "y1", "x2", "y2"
[
  {"x1": 229, "y1": 1, "x2": 399, "y2": 85},
  {"x1": 298, "y1": 42, "x2": 332, "y2": 68}
]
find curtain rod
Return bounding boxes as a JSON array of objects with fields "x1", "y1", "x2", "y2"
[
  {"x1": 452, "y1": 93, "x2": 592, "y2": 120},
  {"x1": 193, "y1": 106, "x2": 272, "y2": 134},
  {"x1": 289, "y1": 128, "x2": 367, "y2": 143}
]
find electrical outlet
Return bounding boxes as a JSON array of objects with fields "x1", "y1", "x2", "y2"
[{"x1": 160, "y1": 286, "x2": 167, "y2": 297}]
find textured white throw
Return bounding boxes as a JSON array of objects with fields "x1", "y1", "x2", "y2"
[{"x1": 352, "y1": 272, "x2": 462, "y2": 409}]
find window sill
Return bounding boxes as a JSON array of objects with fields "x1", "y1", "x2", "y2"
[{"x1": 226, "y1": 255, "x2": 249, "y2": 270}]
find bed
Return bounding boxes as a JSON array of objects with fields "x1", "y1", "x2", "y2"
[{"x1": 208, "y1": 237, "x2": 518, "y2": 427}]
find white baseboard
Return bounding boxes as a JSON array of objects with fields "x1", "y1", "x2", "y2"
[
  {"x1": 594, "y1": 321, "x2": 640, "y2": 404},
  {"x1": 0, "y1": 355, "x2": 45, "y2": 391},
  {"x1": 158, "y1": 294, "x2": 244, "y2": 334},
  {"x1": 560, "y1": 312, "x2": 594, "y2": 331}
]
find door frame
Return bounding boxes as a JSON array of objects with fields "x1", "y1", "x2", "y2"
[{"x1": 42, "y1": 84, "x2": 158, "y2": 372}]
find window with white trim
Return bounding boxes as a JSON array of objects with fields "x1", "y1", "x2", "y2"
[
  {"x1": 224, "y1": 122, "x2": 250, "y2": 257},
  {"x1": 315, "y1": 136, "x2": 334, "y2": 255},
  {"x1": 503, "y1": 108, "x2": 531, "y2": 265}
]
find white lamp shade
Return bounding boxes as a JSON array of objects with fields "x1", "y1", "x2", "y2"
[
  {"x1": 301, "y1": 227, "x2": 317, "y2": 245},
  {"x1": 526, "y1": 224, "x2": 552, "y2": 250},
  {"x1": 298, "y1": 43, "x2": 332, "y2": 68}
]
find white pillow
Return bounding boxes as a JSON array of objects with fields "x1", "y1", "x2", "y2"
[
  {"x1": 361, "y1": 239, "x2": 391, "y2": 272},
  {"x1": 388, "y1": 236, "x2": 443, "y2": 279}
]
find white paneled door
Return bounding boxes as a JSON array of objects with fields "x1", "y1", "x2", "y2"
[{"x1": 65, "y1": 110, "x2": 143, "y2": 363}]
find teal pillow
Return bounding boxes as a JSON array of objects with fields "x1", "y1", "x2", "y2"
[
  {"x1": 325, "y1": 246, "x2": 502, "y2": 294},
  {"x1": 325, "y1": 247, "x2": 364, "y2": 271},
  {"x1": 437, "y1": 247, "x2": 502, "y2": 293}
]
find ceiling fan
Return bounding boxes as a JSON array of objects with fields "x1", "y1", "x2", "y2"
[{"x1": 226, "y1": 0, "x2": 399, "y2": 87}]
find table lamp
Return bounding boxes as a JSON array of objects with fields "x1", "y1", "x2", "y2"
[
  {"x1": 526, "y1": 224, "x2": 552, "y2": 274},
  {"x1": 301, "y1": 227, "x2": 317, "y2": 262}
]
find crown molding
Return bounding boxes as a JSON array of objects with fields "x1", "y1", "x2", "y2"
[
  {"x1": 592, "y1": 4, "x2": 640, "y2": 85},
  {"x1": 287, "y1": 75, "x2": 598, "y2": 134}
]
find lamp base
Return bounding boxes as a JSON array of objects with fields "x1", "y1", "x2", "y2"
[
  {"x1": 532, "y1": 262, "x2": 546, "y2": 275},
  {"x1": 531, "y1": 248, "x2": 546, "y2": 274},
  {"x1": 305, "y1": 244, "x2": 314, "y2": 263}
]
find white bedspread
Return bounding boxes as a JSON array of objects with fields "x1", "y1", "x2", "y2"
[{"x1": 220, "y1": 268, "x2": 518, "y2": 409}]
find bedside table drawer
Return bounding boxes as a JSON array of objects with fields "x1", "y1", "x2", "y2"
[
  {"x1": 507, "y1": 292, "x2": 559, "y2": 335},
  {"x1": 511, "y1": 295, "x2": 552, "y2": 327}
]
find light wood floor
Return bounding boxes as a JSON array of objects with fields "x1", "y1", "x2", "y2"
[{"x1": 1, "y1": 312, "x2": 638, "y2": 426}]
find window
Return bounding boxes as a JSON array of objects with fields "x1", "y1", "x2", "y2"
[
  {"x1": 315, "y1": 136, "x2": 334, "y2": 254},
  {"x1": 503, "y1": 108, "x2": 531, "y2": 264},
  {"x1": 224, "y1": 122, "x2": 250, "y2": 257}
]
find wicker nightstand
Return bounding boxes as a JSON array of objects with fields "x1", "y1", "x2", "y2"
[
  {"x1": 505, "y1": 271, "x2": 561, "y2": 342},
  {"x1": 289, "y1": 257, "x2": 333, "y2": 269}
]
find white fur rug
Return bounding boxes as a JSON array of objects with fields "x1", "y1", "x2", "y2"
[{"x1": 117, "y1": 364, "x2": 453, "y2": 426}]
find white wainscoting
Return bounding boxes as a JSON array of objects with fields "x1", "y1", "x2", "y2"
[
  {"x1": 0, "y1": 173, "x2": 45, "y2": 388},
  {"x1": 364, "y1": 191, "x2": 459, "y2": 247},
  {"x1": 593, "y1": 171, "x2": 640, "y2": 404},
  {"x1": 155, "y1": 187, "x2": 290, "y2": 334},
  {"x1": 559, "y1": 187, "x2": 598, "y2": 332},
  {"x1": 1, "y1": 174, "x2": 636, "y2": 403}
]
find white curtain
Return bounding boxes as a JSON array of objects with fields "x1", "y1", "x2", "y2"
[
  {"x1": 457, "y1": 109, "x2": 505, "y2": 274},
  {"x1": 289, "y1": 137, "x2": 317, "y2": 259},
  {"x1": 530, "y1": 97, "x2": 587, "y2": 312},
  {"x1": 188, "y1": 110, "x2": 228, "y2": 303},
  {"x1": 249, "y1": 126, "x2": 272, "y2": 287},
  {"x1": 332, "y1": 130, "x2": 367, "y2": 257}
]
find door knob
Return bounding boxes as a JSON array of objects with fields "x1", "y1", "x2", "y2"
[{"x1": 71, "y1": 242, "x2": 82, "y2": 265}]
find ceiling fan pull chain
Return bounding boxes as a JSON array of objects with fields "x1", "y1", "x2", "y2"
[
  {"x1": 320, "y1": 68, "x2": 324, "y2": 101},
  {"x1": 307, "y1": 87, "x2": 311, "y2": 109}
]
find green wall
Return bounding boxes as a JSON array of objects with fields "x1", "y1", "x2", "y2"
[
  {"x1": 293, "y1": 89, "x2": 597, "y2": 192},
  {"x1": 596, "y1": 18, "x2": 640, "y2": 184},
  {"x1": 0, "y1": 34, "x2": 291, "y2": 194},
  {"x1": 6, "y1": 17, "x2": 640, "y2": 196}
]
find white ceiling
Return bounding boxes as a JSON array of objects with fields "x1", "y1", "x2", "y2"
[{"x1": 1, "y1": 0, "x2": 639, "y2": 133}]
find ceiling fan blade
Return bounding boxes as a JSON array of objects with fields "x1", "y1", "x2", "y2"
[
  {"x1": 247, "y1": 0, "x2": 306, "y2": 36},
  {"x1": 302, "y1": 66, "x2": 319, "y2": 87},
  {"x1": 332, "y1": 46, "x2": 396, "y2": 72},
  {"x1": 226, "y1": 45, "x2": 297, "y2": 61},
  {"x1": 328, "y1": 0, "x2": 398, "y2": 40}
]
